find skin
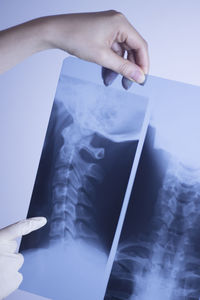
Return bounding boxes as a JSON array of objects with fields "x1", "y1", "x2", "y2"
[
  {"x1": 0, "y1": 10, "x2": 149, "y2": 298},
  {"x1": 0, "y1": 10, "x2": 149, "y2": 88}
]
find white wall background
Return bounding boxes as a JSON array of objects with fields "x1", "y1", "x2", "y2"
[{"x1": 0, "y1": 0, "x2": 199, "y2": 298}]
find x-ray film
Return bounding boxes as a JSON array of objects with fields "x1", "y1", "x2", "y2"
[
  {"x1": 19, "y1": 58, "x2": 149, "y2": 300},
  {"x1": 104, "y1": 77, "x2": 200, "y2": 299}
]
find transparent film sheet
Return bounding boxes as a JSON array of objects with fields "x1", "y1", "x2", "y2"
[
  {"x1": 19, "y1": 58, "x2": 149, "y2": 300},
  {"x1": 104, "y1": 80, "x2": 200, "y2": 300}
]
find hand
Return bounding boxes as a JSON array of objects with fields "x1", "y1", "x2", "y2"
[
  {"x1": 0, "y1": 10, "x2": 149, "y2": 89},
  {"x1": 45, "y1": 11, "x2": 149, "y2": 89},
  {"x1": 0, "y1": 217, "x2": 47, "y2": 299}
]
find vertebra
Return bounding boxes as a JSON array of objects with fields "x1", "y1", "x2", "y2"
[
  {"x1": 105, "y1": 157, "x2": 200, "y2": 299},
  {"x1": 49, "y1": 119, "x2": 105, "y2": 246}
]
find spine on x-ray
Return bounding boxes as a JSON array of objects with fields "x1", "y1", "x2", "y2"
[
  {"x1": 151, "y1": 162, "x2": 200, "y2": 299},
  {"x1": 104, "y1": 240, "x2": 152, "y2": 300},
  {"x1": 105, "y1": 158, "x2": 200, "y2": 299},
  {"x1": 49, "y1": 122, "x2": 104, "y2": 244}
]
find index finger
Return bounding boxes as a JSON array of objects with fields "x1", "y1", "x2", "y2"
[
  {"x1": 125, "y1": 25, "x2": 149, "y2": 74},
  {"x1": 0, "y1": 217, "x2": 47, "y2": 241}
]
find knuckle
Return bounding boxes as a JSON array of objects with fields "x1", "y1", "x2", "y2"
[
  {"x1": 10, "y1": 240, "x2": 18, "y2": 252},
  {"x1": 118, "y1": 62, "x2": 131, "y2": 76},
  {"x1": 142, "y1": 39, "x2": 148, "y2": 49},
  {"x1": 11, "y1": 272, "x2": 23, "y2": 292},
  {"x1": 107, "y1": 9, "x2": 122, "y2": 16},
  {"x1": 113, "y1": 11, "x2": 125, "y2": 20},
  {"x1": 0, "y1": 253, "x2": 12, "y2": 266},
  {"x1": 16, "y1": 272, "x2": 23, "y2": 286},
  {"x1": 105, "y1": 10, "x2": 125, "y2": 21},
  {"x1": 107, "y1": 9, "x2": 118, "y2": 14},
  {"x1": 97, "y1": 49, "x2": 109, "y2": 65},
  {"x1": 16, "y1": 253, "x2": 24, "y2": 267}
]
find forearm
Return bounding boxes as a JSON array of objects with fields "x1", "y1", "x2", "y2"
[
  {"x1": 0, "y1": 18, "x2": 51, "y2": 74},
  {"x1": 0, "y1": 12, "x2": 149, "y2": 85}
]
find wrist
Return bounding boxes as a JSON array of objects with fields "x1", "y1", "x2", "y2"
[
  {"x1": 38, "y1": 15, "x2": 75, "y2": 53},
  {"x1": 36, "y1": 16, "x2": 61, "y2": 51}
]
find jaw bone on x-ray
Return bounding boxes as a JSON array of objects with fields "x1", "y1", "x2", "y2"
[
  {"x1": 20, "y1": 58, "x2": 149, "y2": 300},
  {"x1": 104, "y1": 79, "x2": 200, "y2": 299}
]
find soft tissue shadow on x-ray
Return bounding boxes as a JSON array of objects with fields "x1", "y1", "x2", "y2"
[{"x1": 20, "y1": 61, "x2": 148, "y2": 300}]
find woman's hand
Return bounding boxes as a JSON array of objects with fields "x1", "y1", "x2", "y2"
[
  {"x1": 0, "y1": 217, "x2": 47, "y2": 299},
  {"x1": 0, "y1": 11, "x2": 149, "y2": 89},
  {"x1": 45, "y1": 11, "x2": 149, "y2": 88}
]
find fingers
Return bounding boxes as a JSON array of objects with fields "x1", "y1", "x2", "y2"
[
  {"x1": 0, "y1": 253, "x2": 24, "y2": 271},
  {"x1": 0, "y1": 270, "x2": 23, "y2": 299},
  {"x1": 8, "y1": 271, "x2": 23, "y2": 293},
  {"x1": 101, "y1": 47, "x2": 137, "y2": 90},
  {"x1": 121, "y1": 50, "x2": 135, "y2": 90},
  {"x1": 0, "y1": 253, "x2": 24, "y2": 298},
  {"x1": 124, "y1": 23, "x2": 149, "y2": 75},
  {"x1": 101, "y1": 12, "x2": 149, "y2": 88},
  {"x1": 101, "y1": 67, "x2": 118, "y2": 86},
  {"x1": 0, "y1": 240, "x2": 18, "y2": 254},
  {"x1": 0, "y1": 217, "x2": 47, "y2": 299},
  {"x1": 102, "y1": 41, "x2": 124, "y2": 86},
  {"x1": 0, "y1": 217, "x2": 47, "y2": 241},
  {"x1": 0, "y1": 245, "x2": 24, "y2": 299},
  {"x1": 100, "y1": 48, "x2": 145, "y2": 84},
  {"x1": 133, "y1": 45, "x2": 149, "y2": 75},
  {"x1": 122, "y1": 77, "x2": 133, "y2": 90}
]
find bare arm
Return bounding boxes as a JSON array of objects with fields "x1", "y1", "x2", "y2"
[
  {"x1": 0, "y1": 18, "x2": 49, "y2": 74},
  {"x1": 0, "y1": 11, "x2": 149, "y2": 86}
]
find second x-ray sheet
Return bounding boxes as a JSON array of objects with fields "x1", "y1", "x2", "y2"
[
  {"x1": 19, "y1": 58, "x2": 149, "y2": 300},
  {"x1": 104, "y1": 78, "x2": 200, "y2": 299}
]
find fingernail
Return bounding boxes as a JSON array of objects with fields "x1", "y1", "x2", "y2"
[
  {"x1": 122, "y1": 77, "x2": 133, "y2": 90},
  {"x1": 103, "y1": 70, "x2": 118, "y2": 87},
  {"x1": 139, "y1": 74, "x2": 148, "y2": 86},
  {"x1": 103, "y1": 78, "x2": 112, "y2": 86},
  {"x1": 29, "y1": 217, "x2": 47, "y2": 224},
  {"x1": 130, "y1": 70, "x2": 145, "y2": 84},
  {"x1": 29, "y1": 217, "x2": 47, "y2": 228},
  {"x1": 22, "y1": 217, "x2": 47, "y2": 235}
]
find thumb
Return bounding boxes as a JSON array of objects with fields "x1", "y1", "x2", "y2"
[
  {"x1": 0, "y1": 217, "x2": 47, "y2": 241},
  {"x1": 100, "y1": 49, "x2": 145, "y2": 84}
]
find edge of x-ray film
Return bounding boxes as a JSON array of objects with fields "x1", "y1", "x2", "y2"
[
  {"x1": 6, "y1": 289, "x2": 51, "y2": 300},
  {"x1": 100, "y1": 92, "x2": 153, "y2": 300}
]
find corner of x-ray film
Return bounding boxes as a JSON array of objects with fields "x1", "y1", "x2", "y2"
[{"x1": 19, "y1": 58, "x2": 149, "y2": 300}]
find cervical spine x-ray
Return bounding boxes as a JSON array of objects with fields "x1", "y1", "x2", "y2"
[
  {"x1": 20, "y1": 57, "x2": 200, "y2": 300},
  {"x1": 104, "y1": 80, "x2": 200, "y2": 299},
  {"x1": 20, "y1": 58, "x2": 148, "y2": 300}
]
